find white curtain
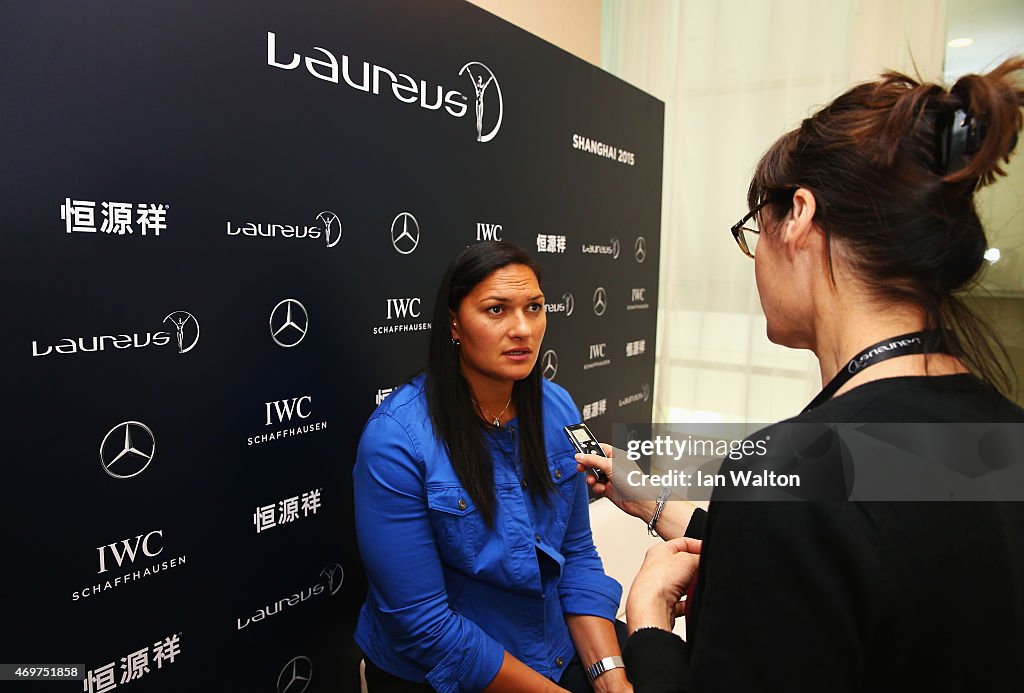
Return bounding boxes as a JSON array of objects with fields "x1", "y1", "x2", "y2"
[{"x1": 601, "y1": 0, "x2": 947, "y2": 424}]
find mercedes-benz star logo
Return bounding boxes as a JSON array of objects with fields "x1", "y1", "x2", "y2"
[
  {"x1": 162, "y1": 311, "x2": 200, "y2": 354},
  {"x1": 390, "y1": 212, "x2": 420, "y2": 255},
  {"x1": 100, "y1": 421, "x2": 156, "y2": 479},
  {"x1": 277, "y1": 656, "x2": 312, "y2": 693},
  {"x1": 321, "y1": 563, "x2": 345, "y2": 596},
  {"x1": 634, "y1": 236, "x2": 647, "y2": 263},
  {"x1": 593, "y1": 287, "x2": 608, "y2": 316},
  {"x1": 270, "y1": 299, "x2": 308, "y2": 348},
  {"x1": 316, "y1": 210, "x2": 342, "y2": 249},
  {"x1": 562, "y1": 292, "x2": 575, "y2": 317},
  {"x1": 611, "y1": 237, "x2": 621, "y2": 259},
  {"x1": 541, "y1": 349, "x2": 559, "y2": 381}
]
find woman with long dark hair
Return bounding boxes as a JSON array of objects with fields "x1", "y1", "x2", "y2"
[
  {"x1": 578, "y1": 58, "x2": 1024, "y2": 691},
  {"x1": 354, "y1": 242, "x2": 631, "y2": 692}
]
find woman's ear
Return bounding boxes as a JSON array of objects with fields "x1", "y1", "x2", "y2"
[
  {"x1": 784, "y1": 187, "x2": 818, "y2": 250},
  {"x1": 449, "y1": 310, "x2": 459, "y2": 341},
  {"x1": 783, "y1": 187, "x2": 833, "y2": 281}
]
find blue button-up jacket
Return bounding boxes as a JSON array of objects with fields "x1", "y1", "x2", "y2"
[{"x1": 353, "y1": 374, "x2": 621, "y2": 692}]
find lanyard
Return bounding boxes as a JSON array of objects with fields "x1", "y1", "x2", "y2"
[{"x1": 803, "y1": 331, "x2": 949, "y2": 412}]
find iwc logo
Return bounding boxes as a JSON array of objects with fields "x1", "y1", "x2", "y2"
[
  {"x1": 627, "y1": 288, "x2": 650, "y2": 311},
  {"x1": 374, "y1": 297, "x2": 430, "y2": 336},
  {"x1": 584, "y1": 342, "x2": 611, "y2": 371}
]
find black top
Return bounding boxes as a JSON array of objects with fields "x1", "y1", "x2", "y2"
[{"x1": 623, "y1": 375, "x2": 1024, "y2": 692}]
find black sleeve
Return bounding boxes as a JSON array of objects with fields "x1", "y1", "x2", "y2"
[
  {"x1": 684, "y1": 502, "x2": 881, "y2": 692},
  {"x1": 683, "y1": 507, "x2": 706, "y2": 539},
  {"x1": 623, "y1": 628, "x2": 688, "y2": 693}
]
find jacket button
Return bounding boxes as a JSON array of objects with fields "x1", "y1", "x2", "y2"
[
  {"x1": 554, "y1": 468, "x2": 563, "y2": 479},
  {"x1": 457, "y1": 498, "x2": 467, "y2": 510},
  {"x1": 535, "y1": 534, "x2": 542, "y2": 543},
  {"x1": 555, "y1": 657, "x2": 564, "y2": 667}
]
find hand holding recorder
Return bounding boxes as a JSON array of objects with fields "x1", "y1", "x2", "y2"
[{"x1": 562, "y1": 422, "x2": 608, "y2": 483}]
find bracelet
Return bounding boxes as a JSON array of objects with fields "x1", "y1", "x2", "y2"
[
  {"x1": 584, "y1": 655, "x2": 625, "y2": 683},
  {"x1": 647, "y1": 487, "x2": 672, "y2": 537}
]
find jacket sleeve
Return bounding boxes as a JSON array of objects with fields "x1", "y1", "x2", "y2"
[
  {"x1": 681, "y1": 502, "x2": 877, "y2": 692},
  {"x1": 555, "y1": 460, "x2": 623, "y2": 619},
  {"x1": 623, "y1": 628, "x2": 688, "y2": 693},
  {"x1": 353, "y1": 413, "x2": 505, "y2": 693}
]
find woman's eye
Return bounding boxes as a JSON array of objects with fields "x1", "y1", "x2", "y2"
[
  {"x1": 487, "y1": 306, "x2": 502, "y2": 315},
  {"x1": 528, "y1": 303, "x2": 543, "y2": 312}
]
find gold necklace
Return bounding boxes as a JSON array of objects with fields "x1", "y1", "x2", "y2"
[{"x1": 473, "y1": 393, "x2": 513, "y2": 427}]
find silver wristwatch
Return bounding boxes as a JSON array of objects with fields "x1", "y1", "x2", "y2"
[{"x1": 585, "y1": 655, "x2": 625, "y2": 683}]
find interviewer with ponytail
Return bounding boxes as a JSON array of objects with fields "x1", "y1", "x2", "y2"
[{"x1": 577, "y1": 58, "x2": 1024, "y2": 691}]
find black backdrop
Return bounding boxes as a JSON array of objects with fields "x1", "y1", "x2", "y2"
[{"x1": 0, "y1": 1, "x2": 662, "y2": 690}]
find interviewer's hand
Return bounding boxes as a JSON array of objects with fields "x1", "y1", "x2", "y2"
[
  {"x1": 625, "y1": 537, "x2": 702, "y2": 634},
  {"x1": 575, "y1": 444, "x2": 649, "y2": 519}
]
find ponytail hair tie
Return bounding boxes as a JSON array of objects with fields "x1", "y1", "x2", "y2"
[{"x1": 936, "y1": 108, "x2": 987, "y2": 175}]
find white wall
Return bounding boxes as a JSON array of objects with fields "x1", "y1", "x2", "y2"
[{"x1": 465, "y1": 0, "x2": 602, "y2": 64}]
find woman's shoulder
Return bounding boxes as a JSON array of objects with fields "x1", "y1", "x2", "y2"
[
  {"x1": 372, "y1": 373, "x2": 428, "y2": 421},
  {"x1": 540, "y1": 377, "x2": 573, "y2": 403},
  {"x1": 796, "y1": 374, "x2": 1024, "y2": 424},
  {"x1": 360, "y1": 375, "x2": 432, "y2": 450},
  {"x1": 540, "y1": 378, "x2": 580, "y2": 416}
]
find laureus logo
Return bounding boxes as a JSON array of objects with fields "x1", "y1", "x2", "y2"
[
  {"x1": 226, "y1": 210, "x2": 342, "y2": 248},
  {"x1": 268, "y1": 32, "x2": 504, "y2": 142},
  {"x1": 317, "y1": 211, "x2": 343, "y2": 248},
  {"x1": 163, "y1": 311, "x2": 200, "y2": 353},
  {"x1": 544, "y1": 292, "x2": 575, "y2": 317},
  {"x1": 459, "y1": 62, "x2": 503, "y2": 142},
  {"x1": 32, "y1": 311, "x2": 199, "y2": 357}
]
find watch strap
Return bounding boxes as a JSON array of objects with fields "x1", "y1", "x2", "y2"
[{"x1": 585, "y1": 655, "x2": 625, "y2": 683}]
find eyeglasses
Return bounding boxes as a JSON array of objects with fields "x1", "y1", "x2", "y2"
[
  {"x1": 730, "y1": 200, "x2": 769, "y2": 259},
  {"x1": 731, "y1": 190, "x2": 796, "y2": 258}
]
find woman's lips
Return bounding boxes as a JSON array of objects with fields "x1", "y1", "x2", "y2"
[{"x1": 503, "y1": 349, "x2": 532, "y2": 361}]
